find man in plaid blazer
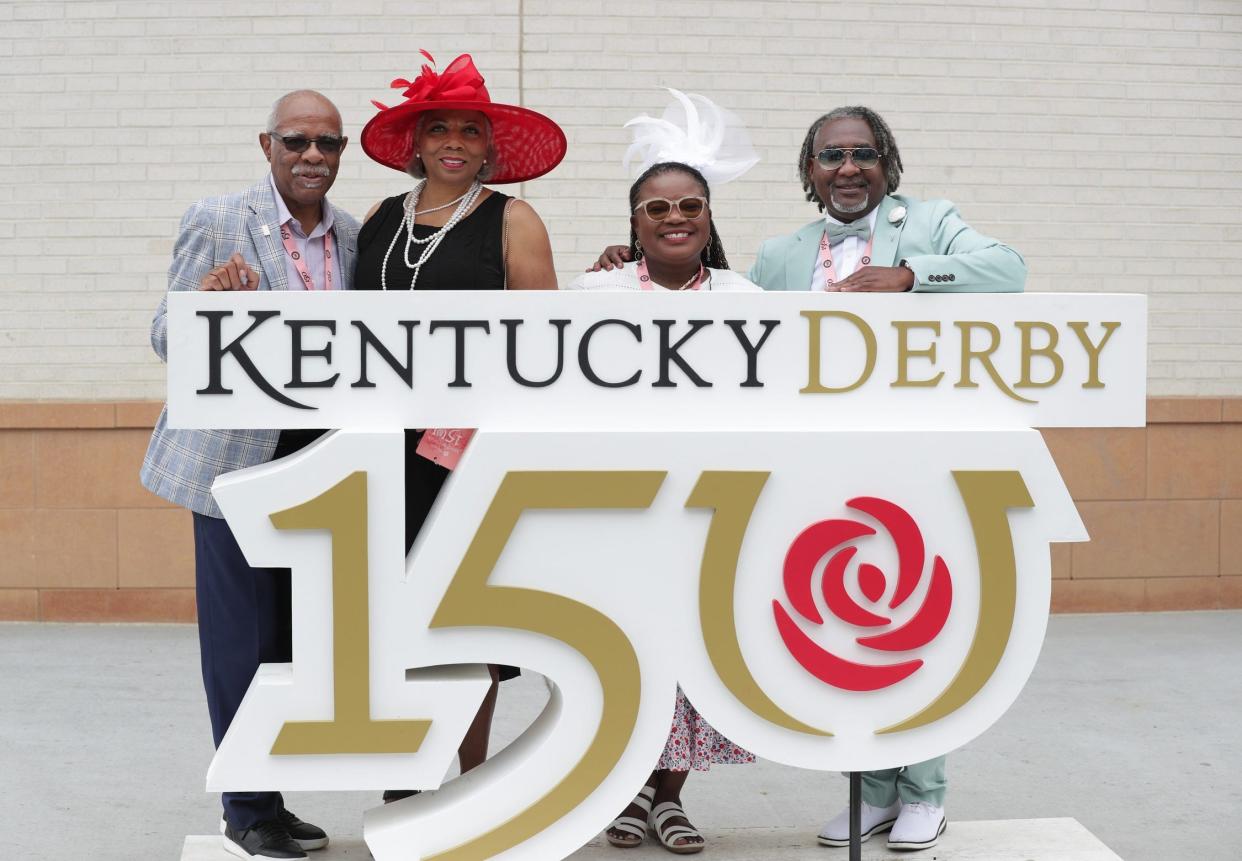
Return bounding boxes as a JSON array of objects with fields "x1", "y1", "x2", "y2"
[{"x1": 140, "y1": 90, "x2": 359, "y2": 861}]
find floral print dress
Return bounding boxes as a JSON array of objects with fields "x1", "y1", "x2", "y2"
[{"x1": 657, "y1": 686, "x2": 755, "y2": 771}]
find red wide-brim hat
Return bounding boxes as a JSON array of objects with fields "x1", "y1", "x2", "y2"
[{"x1": 361, "y1": 52, "x2": 567, "y2": 185}]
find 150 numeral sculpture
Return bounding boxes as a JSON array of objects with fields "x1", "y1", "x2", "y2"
[{"x1": 167, "y1": 291, "x2": 1146, "y2": 860}]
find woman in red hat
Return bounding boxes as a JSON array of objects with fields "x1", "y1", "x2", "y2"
[{"x1": 355, "y1": 52, "x2": 566, "y2": 795}]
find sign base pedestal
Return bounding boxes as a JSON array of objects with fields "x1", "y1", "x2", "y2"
[{"x1": 182, "y1": 818, "x2": 1122, "y2": 860}]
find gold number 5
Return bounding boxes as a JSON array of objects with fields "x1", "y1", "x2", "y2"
[{"x1": 425, "y1": 470, "x2": 665, "y2": 861}]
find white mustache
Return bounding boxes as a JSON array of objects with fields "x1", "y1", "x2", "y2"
[{"x1": 292, "y1": 165, "x2": 331, "y2": 178}]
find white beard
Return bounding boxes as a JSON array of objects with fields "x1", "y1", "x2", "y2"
[{"x1": 830, "y1": 189, "x2": 870, "y2": 215}]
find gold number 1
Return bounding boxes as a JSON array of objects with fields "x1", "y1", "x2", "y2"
[{"x1": 268, "y1": 471, "x2": 432, "y2": 755}]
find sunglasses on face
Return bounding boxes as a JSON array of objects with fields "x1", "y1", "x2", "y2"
[
  {"x1": 269, "y1": 133, "x2": 345, "y2": 154},
  {"x1": 815, "y1": 146, "x2": 882, "y2": 170},
  {"x1": 633, "y1": 195, "x2": 708, "y2": 222}
]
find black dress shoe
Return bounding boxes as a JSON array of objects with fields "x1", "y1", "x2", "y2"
[
  {"x1": 279, "y1": 809, "x2": 329, "y2": 851},
  {"x1": 222, "y1": 812, "x2": 327, "y2": 853},
  {"x1": 223, "y1": 819, "x2": 309, "y2": 860}
]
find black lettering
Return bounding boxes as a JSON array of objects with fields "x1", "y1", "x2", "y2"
[
  {"x1": 578, "y1": 319, "x2": 642, "y2": 388},
  {"x1": 502, "y1": 318, "x2": 568, "y2": 388},
  {"x1": 428, "y1": 320, "x2": 490, "y2": 387},
  {"x1": 196, "y1": 310, "x2": 312, "y2": 409},
  {"x1": 352, "y1": 320, "x2": 420, "y2": 388},
  {"x1": 725, "y1": 319, "x2": 780, "y2": 388},
  {"x1": 285, "y1": 320, "x2": 340, "y2": 389},
  {"x1": 653, "y1": 319, "x2": 712, "y2": 388}
]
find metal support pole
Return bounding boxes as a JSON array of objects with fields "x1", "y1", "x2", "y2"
[{"x1": 849, "y1": 770, "x2": 862, "y2": 861}]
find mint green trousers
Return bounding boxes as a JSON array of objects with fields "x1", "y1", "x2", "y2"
[{"x1": 860, "y1": 756, "x2": 947, "y2": 807}]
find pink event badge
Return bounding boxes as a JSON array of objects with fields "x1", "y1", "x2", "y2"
[{"x1": 414, "y1": 428, "x2": 476, "y2": 470}]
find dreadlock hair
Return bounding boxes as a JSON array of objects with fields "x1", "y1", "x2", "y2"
[
  {"x1": 797, "y1": 106, "x2": 903, "y2": 212},
  {"x1": 627, "y1": 162, "x2": 730, "y2": 271}
]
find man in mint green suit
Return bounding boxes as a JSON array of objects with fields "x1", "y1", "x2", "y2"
[
  {"x1": 748, "y1": 107, "x2": 1025, "y2": 298},
  {"x1": 758, "y1": 107, "x2": 1024, "y2": 853}
]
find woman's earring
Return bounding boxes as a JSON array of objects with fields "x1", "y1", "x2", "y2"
[{"x1": 634, "y1": 240, "x2": 644, "y2": 261}]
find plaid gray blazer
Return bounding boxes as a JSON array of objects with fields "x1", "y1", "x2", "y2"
[{"x1": 140, "y1": 178, "x2": 361, "y2": 517}]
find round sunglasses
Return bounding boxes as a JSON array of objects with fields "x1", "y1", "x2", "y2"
[{"x1": 633, "y1": 195, "x2": 709, "y2": 222}]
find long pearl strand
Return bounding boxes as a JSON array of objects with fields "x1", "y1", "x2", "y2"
[{"x1": 380, "y1": 179, "x2": 483, "y2": 291}]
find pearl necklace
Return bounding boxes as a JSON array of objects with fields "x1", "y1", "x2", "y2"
[
  {"x1": 412, "y1": 188, "x2": 472, "y2": 216},
  {"x1": 380, "y1": 179, "x2": 483, "y2": 291}
]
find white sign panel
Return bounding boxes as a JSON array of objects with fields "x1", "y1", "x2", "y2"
[{"x1": 167, "y1": 291, "x2": 1147, "y2": 430}]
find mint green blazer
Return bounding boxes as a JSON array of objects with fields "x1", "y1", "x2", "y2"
[{"x1": 746, "y1": 194, "x2": 1026, "y2": 293}]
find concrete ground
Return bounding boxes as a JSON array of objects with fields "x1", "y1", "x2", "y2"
[{"x1": 2, "y1": 612, "x2": 1239, "y2": 861}]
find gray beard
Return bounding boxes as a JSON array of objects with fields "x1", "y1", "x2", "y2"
[{"x1": 830, "y1": 189, "x2": 870, "y2": 215}]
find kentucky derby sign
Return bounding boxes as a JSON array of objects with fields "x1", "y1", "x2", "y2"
[
  {"x1": 168, "y1": 291, "x2": 1146, "y2": 861},
  {"x1": 167, "y1": 291, "x2": 1145, "y2": 429}
]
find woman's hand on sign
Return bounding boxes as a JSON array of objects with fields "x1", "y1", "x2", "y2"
[
  {"x1": 834, "y1": 265, "x2": 915, "y2": 293},
  {"x1": 200, "y1": 253, "x2": 260, "y2": 291},
  {"x1": 587, "y1": 245, "x2": 632, "y2": 272}
]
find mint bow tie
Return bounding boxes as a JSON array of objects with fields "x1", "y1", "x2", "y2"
[{"x1": 826, "y1": 220, "x2": 871, "y2": 244}]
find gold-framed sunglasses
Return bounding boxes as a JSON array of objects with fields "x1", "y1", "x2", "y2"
[
  {"x1": 633, "y1": 195, "x2": 709, "y2": 222},
  {"x1": 815, "y1": 146, "x2": 882, "y2": 170}
]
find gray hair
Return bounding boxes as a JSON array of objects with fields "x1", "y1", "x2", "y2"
[
  {"x1": 266, "y1": 89, "x2": 342, "y2": 136},
  {"x1": 797, "y1": 106, "x2": 903, "y2": 212},
  {"x1": 406, "y1": 112, "x2": 497, "y2": 183}
]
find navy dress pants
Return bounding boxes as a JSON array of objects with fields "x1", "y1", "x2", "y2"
[{"x1": 192, "y1": 511, "x2": 292, "y2": 830}]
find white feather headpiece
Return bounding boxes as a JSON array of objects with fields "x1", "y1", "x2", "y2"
[{"x1": 623, "y1": 88, "x2": 759, "y2": 186}]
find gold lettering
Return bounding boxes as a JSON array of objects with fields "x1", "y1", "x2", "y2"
[
  {"x1": 1067, "y1": 321, "x2": 1120, "y2": 389},
  {"x1": 1015, "y1": 321, "x2": 1064, "y2": 389},
  {"x1": 891, "y1": 321, "x2": 944, "y2": 388},
  {"x1": 800, "y1": 310, "x2": 877, "y2": 394},
  {"x1": 954, "y1": 321, "x2": 1035, "y2": 405}
]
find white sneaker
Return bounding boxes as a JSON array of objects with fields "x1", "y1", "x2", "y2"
[
  {"x1": 886, "y1": 802, "x2": 947, "y2": 851},
  {"x1": 816, "y1": 800, "x2": 901, "y2": 847}
]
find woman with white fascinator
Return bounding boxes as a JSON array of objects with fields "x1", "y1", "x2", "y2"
[
  {"x1": 568, "y1": 89, "x2": 761, "y2": 296},
  {"x1": 566, "y1": 90, "x2": 760, "y2": 855}
]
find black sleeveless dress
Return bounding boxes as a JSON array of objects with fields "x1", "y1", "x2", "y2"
[{"x1": 356, "y1": 189, "x2": 519, "y2": 681}]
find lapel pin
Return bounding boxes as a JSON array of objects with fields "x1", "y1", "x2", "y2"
[
  {"x1": 261, "y1": 224, "x2": 271, "y2": 236},
  {"x1": 888, "y1": 206, "x2": 907, "y2": 225}
]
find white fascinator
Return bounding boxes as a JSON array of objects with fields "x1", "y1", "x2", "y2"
[{"x1": 623, "y1": 88, "x2": 759, "y2": 186}]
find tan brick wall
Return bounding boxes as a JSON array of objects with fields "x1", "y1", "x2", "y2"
[
  {"x1": 1, "y1": 2, "x2": 1240, "y2": 399},
  {"x1": 1044, "y1": 397, "x2": 1242, "y2": 612},
  {"x1": 0, "y1": 402, "x2": 195, "y2": 622},
  {"x1": 0, "y1": 397, "x2": 1238, "y2": 621}
]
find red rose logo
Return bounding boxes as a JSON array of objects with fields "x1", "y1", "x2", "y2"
[{"x1": 773, "y1": 497, "x2": 952, "y2": 692}]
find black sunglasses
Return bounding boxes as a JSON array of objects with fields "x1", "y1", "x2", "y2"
[
  {"x1": 268, "y1": 133, "x2": 345, "y2": 154},
  {"x1": 815, "y1": 146, "x2": 882, "y2": 170}
]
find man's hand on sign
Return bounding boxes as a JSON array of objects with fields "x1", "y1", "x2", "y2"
[
  {"x1": 588, "y1": 245, "x2": 633, "y2": 272},
  {"x1": 199, "y1": 253, "x2": 259, "y2": 291},
  {"x1": 833, "y1": 265, "x2": 915, "y2": 293}
]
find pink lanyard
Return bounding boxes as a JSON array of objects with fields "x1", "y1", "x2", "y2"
[
  {"x1": 278, "y1": 222, "x2": 335, "y2": 291},
  {"x1": 636, "y1": 258, "x2": 706, "y2": 291},
  {"x1": 814, "y1": 228, "x2": 874, "y2": 290}
]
